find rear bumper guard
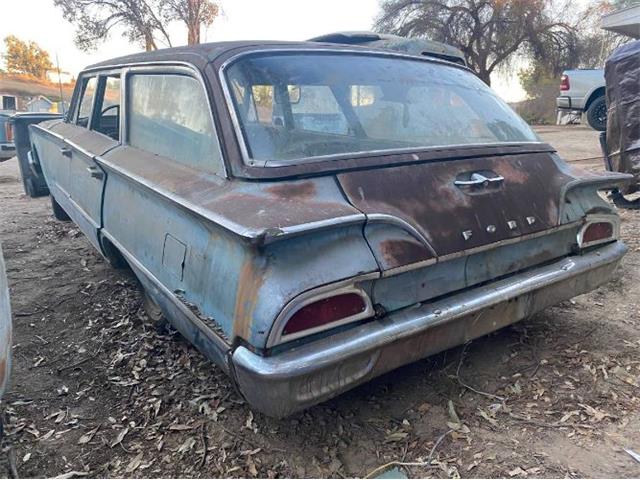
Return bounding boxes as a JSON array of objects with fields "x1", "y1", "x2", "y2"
[{"x1": 232, "y1": 241, "x2": 627, "y2": 417}]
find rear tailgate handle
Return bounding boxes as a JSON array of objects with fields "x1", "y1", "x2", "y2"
[
  {"x1": 454, "y1": 173, "x2": 504, "y2": 187},
  {"x1": 86, "y1": 166, "x2": 104, "y2": 180},
  {"x1": 60, "y1": 147, "x2": 72, "y2": 158}
]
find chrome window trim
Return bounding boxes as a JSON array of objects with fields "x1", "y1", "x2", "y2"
[
  {"x1": 75, "y1": 74, "x2": 99, "y2": 128},
  {"x1": 576, "y1": 213, "x2": 620, "y2": 249},
  {"x1": 218, "y1": 48, "x2": 544, "y2": 168},
  {"x1": 266, "y1": 272, "x2": 379, "y2": 348},
  {"x1": 112, "y1": 63, "x2": 228, "y2": 178}
]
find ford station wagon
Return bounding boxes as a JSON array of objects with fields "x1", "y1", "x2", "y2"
[{"x1": 28, "y1": 41, "x2": 631, "y2": 417}]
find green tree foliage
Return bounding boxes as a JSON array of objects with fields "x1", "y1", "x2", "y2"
[
  {"x1": 375, "y1": 0, "x2": 576, "y2": 86},
  {"x1": 2, "y1": 35, "x2": 53, "y2": 79}
]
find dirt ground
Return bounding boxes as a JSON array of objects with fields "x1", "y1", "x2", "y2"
[{"x1": 0, "y1": 125, "x2": 639, "y2": 478}]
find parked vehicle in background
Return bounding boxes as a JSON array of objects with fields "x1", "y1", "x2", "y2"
[
  {"x1": 0, "y1": 244, "x2": 13, "y2": 401},
  {"x1": 309, "y1": 31, "x2": 467, "y2": 65},
  {"x1": 28, "y1": 41, "x2": 630, "y2": 417},
  {"x1": 601, "y1": 40, "x2": 640, "y2": 209},
  {"x1": 9, "y1": 112, "x2": 62, "y2": 197},
  {"x1": 0, "y1": 111, "x2": 17, "y2": 161},
  {"x1": 556, "y1": 69, "x2": 606, "y2": 131}
]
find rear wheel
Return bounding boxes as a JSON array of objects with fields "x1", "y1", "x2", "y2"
[
  {"x1": 610, "y1": 189, "x2": 640, "y2": 210},
  {"x1": 50, "y1": 195, "x2": 70, "y2": 221},
  {"x1": 142, "y1": 290, "x2": 171, "y2": 333},
  {"x1": 586, "y1": 96, "x2": 607, "y2": 131}
]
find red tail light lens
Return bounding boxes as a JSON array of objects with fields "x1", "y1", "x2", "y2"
[
  {"x1": 283, "y1": 292, "x2": 368, "y2": 336},
  {"x1": 4, "y1": 122, "x2": 12, "y2": 143},
  {"x1": 560, "y1": 74, "x2": 570, "y2": 91},
  {"x1": 582, "y1": 222, "x2": 613, "y2": 244}
]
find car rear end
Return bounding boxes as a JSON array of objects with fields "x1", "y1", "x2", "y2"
[
  {"x1": 220, "y1": 49, "x2": 629, "y2": 416},
  {"x1": 0, "y1": 112, "x2": 16, "y2": 161}
]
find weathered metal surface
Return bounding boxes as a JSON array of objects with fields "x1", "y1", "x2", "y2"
[
  {"x1": 337, "y1": 152, "x2": 575, "y2": 262},
  {"x1": 0, "y1": 244, "x2": 13, "y2": 400},
  {"x1": 99, "y1": 146, "x2": 378, "y2": 345},
  {"x1": 232, "y1": 241, "x2": 627, "y2": 417},
  {"x1": 28, "y1": 41, "x2": 631, "y2": 416},
  {"x1": 605, "y1": 40, "x2": 640, "y2": 194}
]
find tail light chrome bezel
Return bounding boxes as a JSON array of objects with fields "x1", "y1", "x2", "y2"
[
  {"x1": 576, "y1": 214, "x2": 620, "y2": 249},
  {"x1": 267, "y1": 274, "x2": 377, "y2": 348}
]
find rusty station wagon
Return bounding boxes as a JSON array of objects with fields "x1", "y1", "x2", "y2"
[{"x1": 29, "y1": 41, "x2": 630, "y2": 417}]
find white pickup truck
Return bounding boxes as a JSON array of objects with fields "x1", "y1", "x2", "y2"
[{"x1": 556, "y1": 69, "x2": 606, "y2": 131}]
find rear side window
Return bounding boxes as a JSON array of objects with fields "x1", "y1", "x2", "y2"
[
  {"x1": 127, "y1": 74, "x2": 221, "y2": 173},
  {"x1": 76, "y1": 77, "x2": 97, "y2": 128}
]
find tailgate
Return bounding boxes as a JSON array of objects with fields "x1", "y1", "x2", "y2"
[{"x1": 336, "y1": 151, "x2": 574, "y2": 271}]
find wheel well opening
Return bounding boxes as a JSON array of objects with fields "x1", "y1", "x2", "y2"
[
  {"x1": 585, "y1": 87, "x2": 605, "y2": 110},
  {"x1": 100, "y1": 236, "x2": 130, "y2": 270}
]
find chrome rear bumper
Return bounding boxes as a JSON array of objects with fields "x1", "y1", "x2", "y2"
[{"x1": 232, "y1": 241, "x2": 627, "y2": 417}]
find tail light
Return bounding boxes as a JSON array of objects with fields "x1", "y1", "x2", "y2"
[
  {"x1": 560, "y1": 74, "x2": 570, "y2": 91},
  {"x1": 4, "y1": 122, "x2": 13, "y2": 143},
  {"x1": 577, "y1": 216, "x2": 618, "y2": 249},
  {"x1": 270, "y1": 285, "x2": 374, "y2": 346}
]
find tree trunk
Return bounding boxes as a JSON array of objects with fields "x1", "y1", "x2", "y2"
[
  {"x1": 187, "y1": 0, "x2": 200, "y2": 45},
  {"x1": 187, "y1": 23, "x2": 200, "y2": 45},
  {"x1": 477, "y1": 69, "x2": 491, "y2": 86}
]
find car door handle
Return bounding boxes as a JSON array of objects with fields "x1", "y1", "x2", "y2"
[
  {"x1": 86, "y1": 166, "x2": 104, "y2": 180},
  {"x1": 60, "y1": 147, "x2": 72, "y2": 158},
  {"x1": 454, "y1": 173, "x2": 504, "y2": 187}
]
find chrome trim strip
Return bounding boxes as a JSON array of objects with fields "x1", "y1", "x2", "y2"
[
  {"x1": 63, "y1": 137, "x2": 96, "y2": 160},
  {"x1": 217, "y1": 48, "x2": 545, "y2": 168},
  {"x1": 379, "y1": 220, "x2": 581, "y2": 277},
  {"x1": 576, "y1": 213, "x2": 621, "y2": 248},
  {"x1": 232, "y1": 241, "x2": 627, "y2": 416},
  {"x1": 95, "y1": 156, "x2": 366, "y2": 244},
  {"x1": 266, "y1": 272, "x2": 379, "y2": 348},
  {"x1": 366, "y1": 213, "x2": 437, "y2": 257},
  {"x1": 31, "y1": 123, "x2": 64, "y2": 142},
  {"x1": 261, "y1": 214, "x2": 366, "y2": 244}
]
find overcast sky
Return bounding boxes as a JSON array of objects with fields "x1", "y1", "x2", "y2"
[{"x1": 0, "y1": 0, "x2": 527, "y2": 101}]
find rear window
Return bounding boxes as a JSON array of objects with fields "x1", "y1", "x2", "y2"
[{"x1": 225, "y1": 53, "x2": 539, "y2": 163}]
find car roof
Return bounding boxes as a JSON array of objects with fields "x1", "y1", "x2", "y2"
[{"x1": 85, "y1": 39, "x2": 467, "y2": 72}]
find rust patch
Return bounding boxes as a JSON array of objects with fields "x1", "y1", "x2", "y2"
[
  {"x1": 265, "y1": 181, "x2": 316, "y2": 200},
  {"x1": 233, "y1": 255, "x2": 267, "y2": 341},
  {"x1": 0, "y1": 357, "x2": 6, "y2": 393},
  {"x1": 379, "y1": 239, "x2": 433, "y2": 269}
]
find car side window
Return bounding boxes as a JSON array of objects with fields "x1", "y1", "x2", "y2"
[
  {"x1": 76, "y1": 77, "x2": 97, "y2": 128},
  {"x1": 92, "y1": 75, "x2": 121, "y2": 141},
  {"x1": 127, "y1": 73, "x2": 222, "y2": 174}
]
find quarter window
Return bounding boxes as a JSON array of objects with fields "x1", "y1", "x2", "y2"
[
  {"x1": 76, "y1": 77, "x2": 97, "y2": 128},
  {"x1": 127, "y1": 73, "x2": 221, "y2": 173},
  {"x1": 92, "y1": 75, "x2": 121, "y2": 141}
]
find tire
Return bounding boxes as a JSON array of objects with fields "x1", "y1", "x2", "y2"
[
  {"x1": 50, "y1": 195, "x2": 70, "y2": 221},
  {"x1": 610, "y1": 189, "x2": 640, "y2": 210},
  {"x1": 586, "y1": 96, "x2": 607, "y2": 131},
  {"x1": 24, "y1": 178, "x2": 35, "y2": 198},
  {"x1": 142, "y1": 290, "x2": 172, "y2": 333}
]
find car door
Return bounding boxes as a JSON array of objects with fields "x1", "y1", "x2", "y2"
[{"x1": 63, "y1": 72, "x2": 121, "y2": 251}]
